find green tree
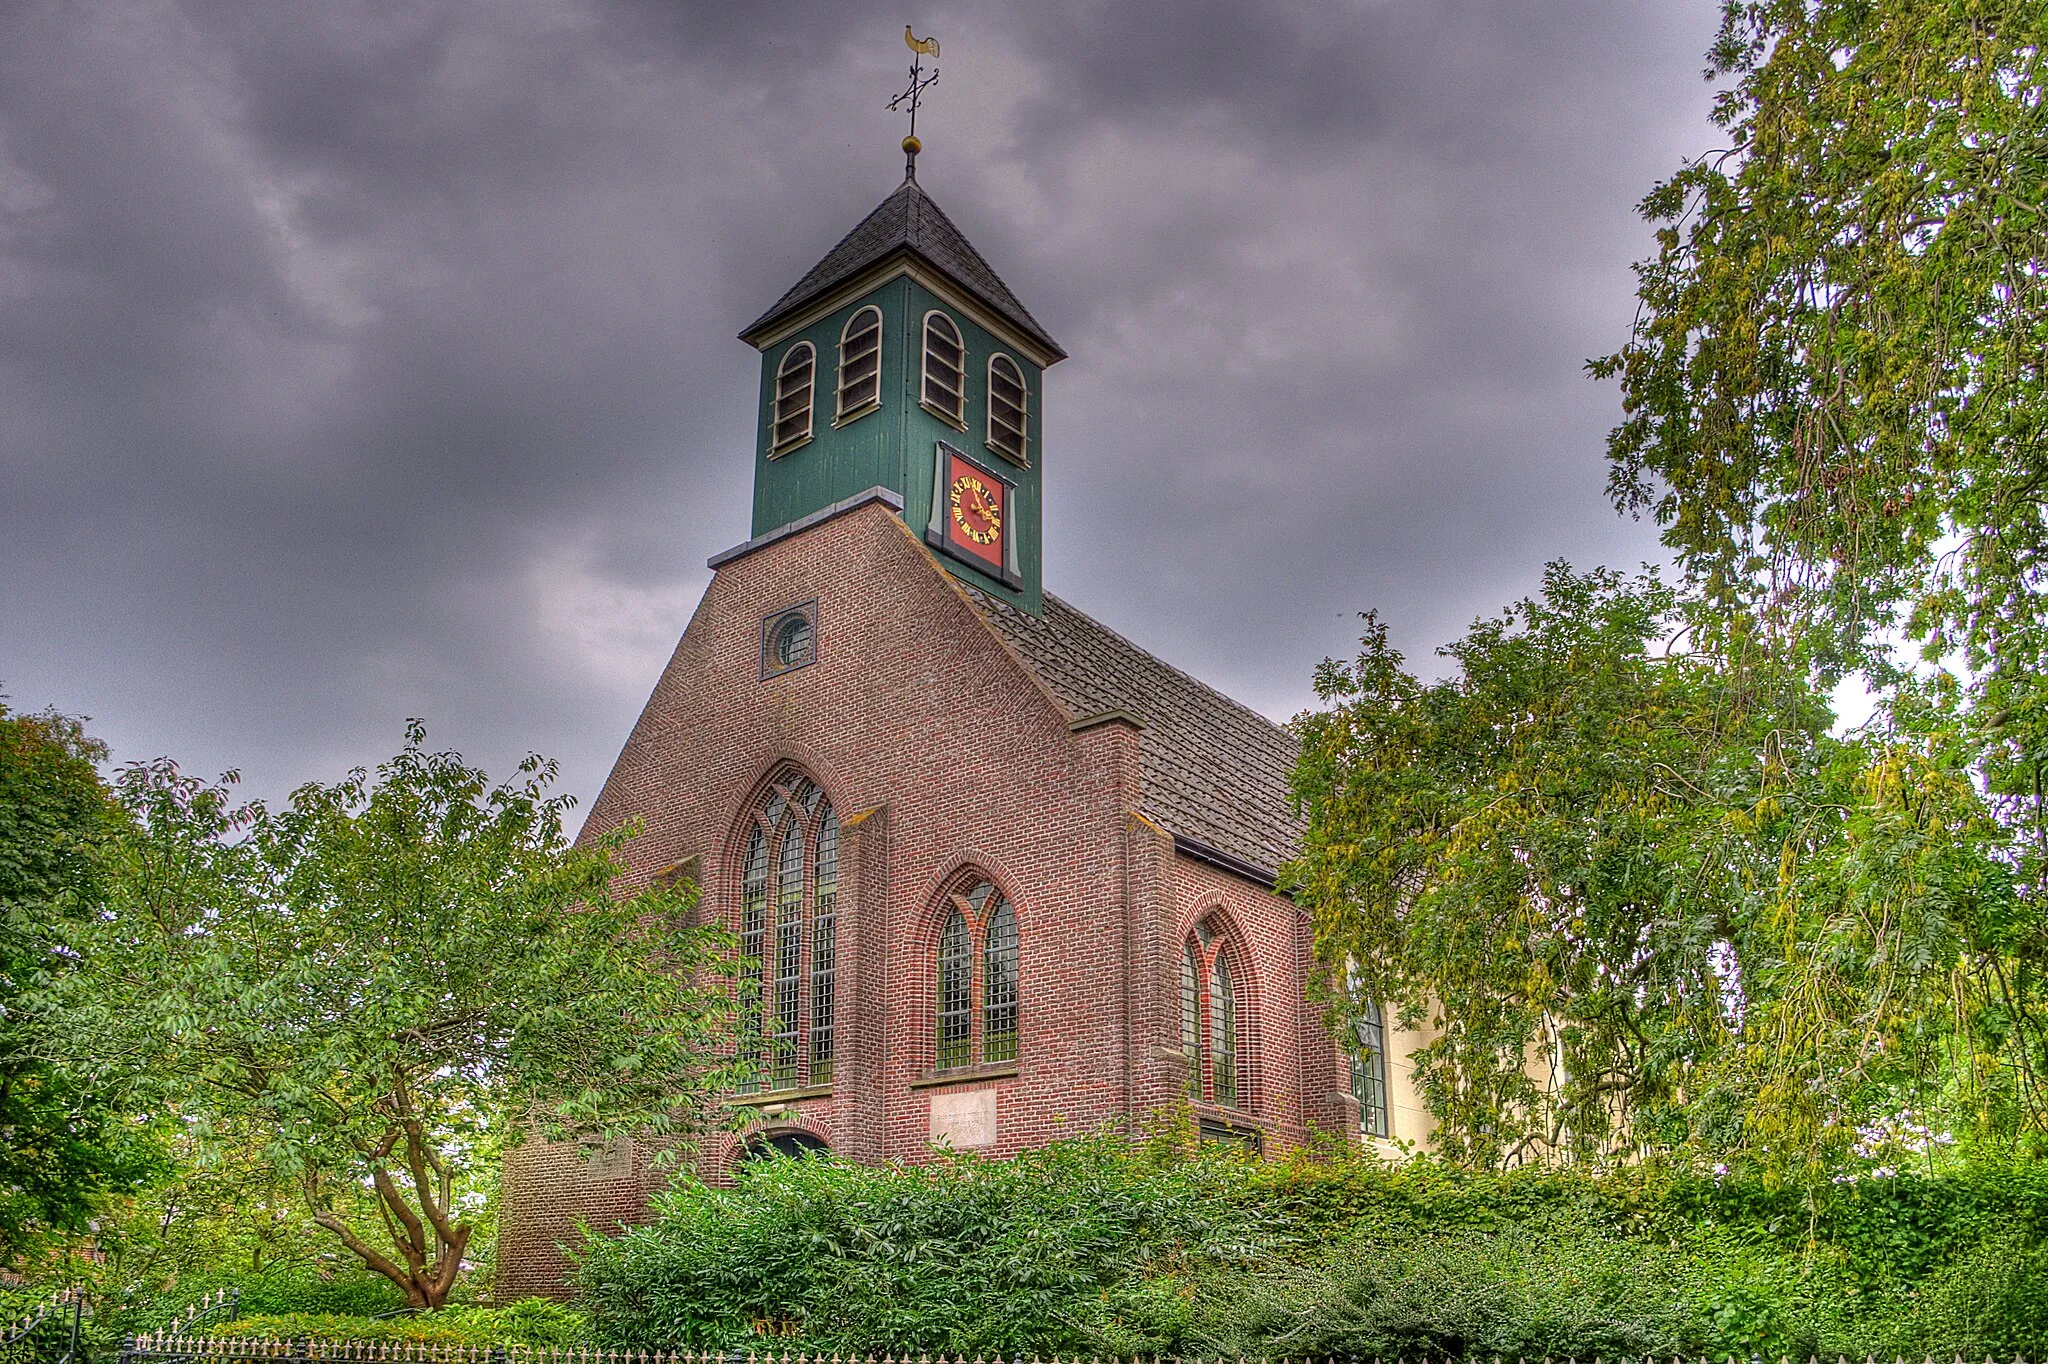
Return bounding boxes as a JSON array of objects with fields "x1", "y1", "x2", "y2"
[
  {"x1": 0, "y1": 700, "x2": 155, "y2": 1270},
  {"x1": 1289, "y1": 565, "x2": 2017, "y2": 1172},
  {"x1": 1592, "y1": 1, "x2": 2048, "y2": 881},
  {"x1": 67, "y1": 722, "x2": 742, "y2": 1309}
]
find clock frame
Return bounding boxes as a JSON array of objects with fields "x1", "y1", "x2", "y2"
[{"x1": 926, "y1": 441, "x2": 1022, "y2": 588}]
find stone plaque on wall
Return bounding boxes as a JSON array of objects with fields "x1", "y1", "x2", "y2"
[
  {"x1": 929, "y1": 1088, "x2": 997, "y2": 1148},
  {"x1": 582, "y1": 1136, "x2": 633, "y2": 1179}
]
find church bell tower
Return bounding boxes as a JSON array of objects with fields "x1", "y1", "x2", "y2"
[{"x1": 736, "y1": 139, "x2": 1064, "y2": 615}]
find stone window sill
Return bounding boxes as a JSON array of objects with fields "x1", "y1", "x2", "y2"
[
  {"x1": 909, "y1": 1062, "x2": 1019, "y2": 1090},
  {"x1": 1194, "y1": 1102, "x2": 1261, "y2": 1126},
  {"x1": 727, "y1": 1082, "x2": 833, "y2": 1108}
]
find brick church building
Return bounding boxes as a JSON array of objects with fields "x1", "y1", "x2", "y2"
[{"x1": 498, "y1": 156, "x2": 1427, "y2": 1298}]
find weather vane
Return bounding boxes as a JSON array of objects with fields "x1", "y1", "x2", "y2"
[{"x1": 890, "y1": 27, "x2": 940, "y2": 180}]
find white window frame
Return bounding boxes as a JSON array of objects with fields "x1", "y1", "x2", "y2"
[
  {"x1": 920, "y1": 310, "x2": 966, "y2": 429},
  {"x1": 770, "y1": 341, "x2": 816, "y2": 456},
  {"x1": 835, "y1": 306, "x2": 883, "y2": 424},
  {"x1": 985, "y1": 352, "x2": 1029, "y2": 466}
]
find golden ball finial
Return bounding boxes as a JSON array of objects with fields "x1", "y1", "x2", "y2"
[{"x1": 902, "y1": 134, "x2": 922, "y2": 155}]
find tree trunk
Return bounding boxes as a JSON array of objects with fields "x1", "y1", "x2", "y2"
[{"x1": 302, "y1": 1148, "x2": 472, "y2": 1309}]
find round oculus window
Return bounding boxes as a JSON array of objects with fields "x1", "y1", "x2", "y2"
[{"x1": 774, "y1": 613, "x2": 814, "y2": 668}]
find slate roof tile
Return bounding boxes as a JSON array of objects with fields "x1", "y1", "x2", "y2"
[
  {"x1": 741, "y1": 177, "x2": 1064, "y2": 360},
  {"x1": 963, "y1": 584, "x2": 1302, "y2": 877}
]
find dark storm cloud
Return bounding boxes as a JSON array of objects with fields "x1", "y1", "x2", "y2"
[{"x1": 0, "y1": 0, "x2": 1719, "y2": 813}]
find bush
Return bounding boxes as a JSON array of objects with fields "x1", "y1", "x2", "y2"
[
  {"x1": 1185, "y1": 1214, "x2": 1829, "y2": 1360},
  {"x1": 162, "y1": 1267, "x2": 410, "y2": 1321},
  {"x1": 204, "y1": 1301, "x2": 590, "y2": 1348},
  {"x1": 575, "y1": 1136, "x2": 1282, "y2": 1355},
  {"x1": 574, "y1": 1135, "x2": 2048, "y2": 1358}
]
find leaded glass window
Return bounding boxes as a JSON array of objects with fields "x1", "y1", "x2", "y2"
[
  {"x1": 737, "y1": 827, "x2": 769, "y2": 1092},
  {"x1": 837, "y1": 306, "x2": 882, "y2": 419},
  {"x1": 983, "y1": 900, "x2": 1018, "y2": 1063},
  {"x1": 772, "y1": 342, "x2": 815, "y2": 453},
  {"x1": 921, "y1": 312, "x2": 964, "y2": 424},
  {"x1": 1211, "y1": 948, "x2": 1239, "y2": 1109},
  {"x1": 1181, "y1": 941, "x2": 1201, "y2": 1084},
  {"x1": 810, "y1": 804, "x2": 838, "y2": 1084},
  {"x1": 772, "y1": 816, "x2": 804, "y2": 1088},
  {"x1": 1352, "y1": 999, "x2": 1389, "y2": 1138},
  {"x1": 936, "y1": 909, "x2": 972, "y2": 1070},
  {"x1": 986, "y1": 354, "x2": 1027, "y2": 464}
]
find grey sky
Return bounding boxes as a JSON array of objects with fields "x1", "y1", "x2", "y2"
[{"x1": 1, "y1": 0, "x2": 1720, "y2": 818}]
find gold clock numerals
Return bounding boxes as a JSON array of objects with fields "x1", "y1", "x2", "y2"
[{"x1": 948, "y1": 472, "x2": 1001, "y2": 545}]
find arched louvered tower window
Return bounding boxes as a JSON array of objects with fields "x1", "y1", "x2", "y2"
[
  {"x1": 836, "y1": 307, "x2": 882, "y2": 419},
  {"x1": 986, "y1": 353, "x2": 1028, "y2": 464},
  {"x1": 921, "y1": 312, "x2": 965, "y2": 425},
  {"x1": 772, "y1": 342, "x2": 815, "y2": 454},
  {"x1": 936, "y1": 908, "x2": 973, "y2": 1070},
  {"x1": 737, "y1": 827, "x2": 769, "y2": 1092},
  {"x1": 1211, "y1": 948, "x2": 1239, "y2": 1110},
  {"x1": 983, "y1": 900, "x2": 1019, "y2": 1063},
  {"x1": 810, "y1": 804, "x2": 838, "y2": 1084}
]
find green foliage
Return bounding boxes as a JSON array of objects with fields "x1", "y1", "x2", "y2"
[
  {"x1": 1290, "y1": 564, "x2": 2014, "y2": 1172},
  {"x1": 206, "y1": 1269, "x2": 412, "y2": 1321},
  {"x1": 574, "y1": 1136, "x2": 2048, "y2": 1357},
  {"x1": 574, "y1": 1136, "x2": 1285, "y2": 1356},
  {"x1": 35, "y1": 1151, "x2": 420, "y2": 1327},
  {"x1": 1592, "y1": 0, "x2": 2048, "y2": 1130},
  {"x1": 0, "y1": 700, "x2": 159, "y2": 1269},
  {"x1": 59, "y1": 722, "x2": 744, "y2": 1309},
  {"x1": 1595, "y1": 1, "x2": 2047, "y2": 691},
  {"x1": 1185, "y1": 1217, "x2": 1819, "y2": 1361},
  {"x1": 205, "y1": 1301, "x2": 590, "y2": 1348}
]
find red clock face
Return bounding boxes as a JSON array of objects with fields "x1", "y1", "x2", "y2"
[{"x1": 945, "y1": 452, "x2": 1005, "y2": 570}]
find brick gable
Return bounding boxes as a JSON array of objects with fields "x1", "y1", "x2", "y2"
[{"x1": 497, "y1": 496, "x2": 1355, "y2": 1298}]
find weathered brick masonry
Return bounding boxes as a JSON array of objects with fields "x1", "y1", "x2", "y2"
[{"x1": 498, "y1": 500, "x2": 1361, "y2": 1296}]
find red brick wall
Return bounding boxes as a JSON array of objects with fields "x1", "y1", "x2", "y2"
[{"x1": 495, "y1": 500, "x2": 1351, "y2": 1298}]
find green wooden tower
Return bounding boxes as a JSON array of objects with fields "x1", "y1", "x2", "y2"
[{"x1": 738, "y1": 166, "x2": 1065, "y2": 615}]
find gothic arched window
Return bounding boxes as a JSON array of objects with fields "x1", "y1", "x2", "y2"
[
  {"x1": 733, "y1": 773, "x2": 835, "y2": 1095},
  {"x1": 936, "y1": 908, "x2": 973, "y2": 1070},
  {"x1": 983, "y1": 901, "x2": 1019, "y2": 1063},
  {"x1": 921, "y1": 312, "x2": 965, "y2": 425},
  {"x1": 836, "y1": 307, "x2": 882, "y2": 420},
  {"x1": 1211, "y1": 948, "x2": 1239, "y2": 1110},
  {"x1": 932, "y1": 877, "x2": 1024, "y2": 1072},
  {"x1": 986, "y1": 353, "x2": 1028, "y2": 464},
  {"x1": 772, "y1": 342, "x2": 816, "y2": 454},
  {"x1": 1184, "y1": 918, "x2": 1250, "y2": 1113},
  {"x1": 772, "y1": 815, "x2": 804, "y2": 1088},
  {"x1": 810, "y1": 804, "x2": 838, "y2": 1084},
  {"x1": 737, "y1": 827, "x2": 769, "y2": 1093}
]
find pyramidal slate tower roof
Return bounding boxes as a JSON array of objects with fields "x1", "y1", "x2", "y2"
[{"x1": 740, "y1": 176, "x2": 1065, "y2": 359}]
